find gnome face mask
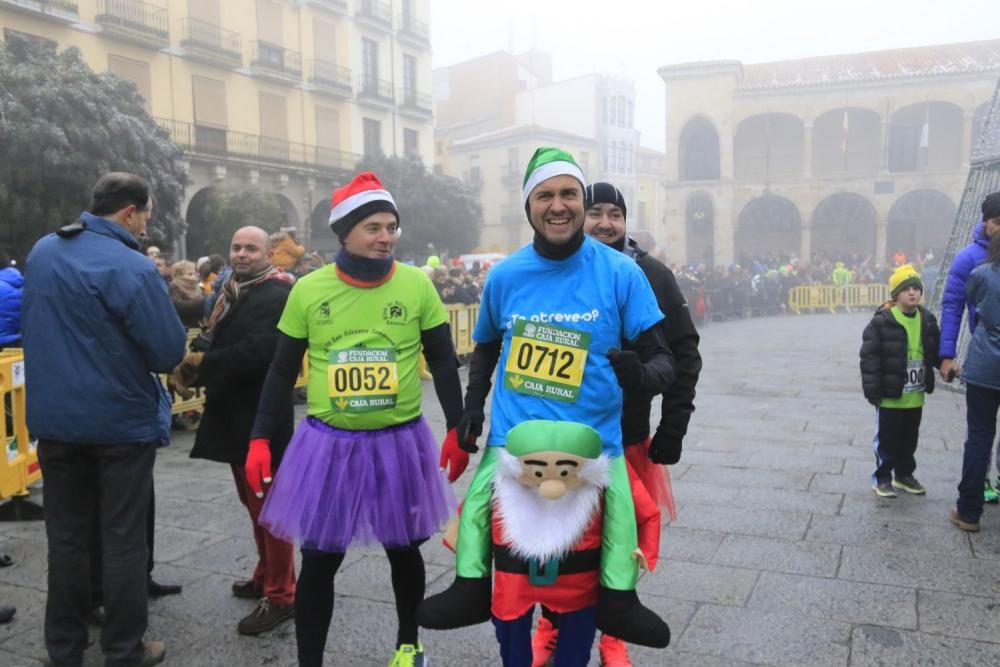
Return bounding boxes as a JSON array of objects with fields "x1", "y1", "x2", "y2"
[
  {"x1": 527, "y1": 175, "x2": 586, "y2": 245},
  {"x1": 493, "y1": 447, "x2": 610, "y2": 562}
]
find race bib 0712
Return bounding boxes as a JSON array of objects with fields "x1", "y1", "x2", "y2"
[
  {"x1": 328, "y1": 348, "x2": 399, "y2": 412},
  {"x1": 503, "y1": 320, "x2": 590, "y2": 403}
]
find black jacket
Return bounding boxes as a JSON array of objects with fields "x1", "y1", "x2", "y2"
[
  {"x1": 622, "y1": 240, "x2": 702, "y2": 447},
  {"x1": 859, "y1": 304, "x2": 941, "y2": 405},
  {"x1": 190, "y1": 279, "x2": 294, "y2": 465}
]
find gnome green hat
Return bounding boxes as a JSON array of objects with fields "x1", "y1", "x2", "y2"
[
  {"x1": 522, "y1": 147, "x2": 586, "y2": 206},
  {"x1": 506, "y1": 420, "x2": 603, "y2": 459}
]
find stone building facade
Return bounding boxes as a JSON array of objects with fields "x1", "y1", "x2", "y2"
[{"x1": 657, "y1": 39, "x2": 1000, "y2": 267}]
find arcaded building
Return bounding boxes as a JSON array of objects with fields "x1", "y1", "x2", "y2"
[{"x1": 657, "y1": 39, "x2": 1000, "y2": 267}]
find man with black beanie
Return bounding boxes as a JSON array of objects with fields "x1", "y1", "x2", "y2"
[{"x1": 533, "y1": 182, "x2": 702, "y2": 666}]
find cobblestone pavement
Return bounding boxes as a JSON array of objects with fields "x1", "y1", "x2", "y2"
[{"x1": 2, "y1": 312, "x2": 1000, "y2": 665}]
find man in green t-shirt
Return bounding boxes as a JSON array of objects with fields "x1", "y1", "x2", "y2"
[{"x1": 860, "y1": 264, "x2": 941, "y2": 498}]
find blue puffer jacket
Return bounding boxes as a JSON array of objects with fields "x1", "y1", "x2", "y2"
[
  {"x1": 939, "y1": 221, "x2": 989, "y2": 359},
  {"x1": 963, "y1": 262, "x2": 1000, "y2": 390},
  {"x1": 0, "y1": 266, "x2": 23, "y2": 345},
  {"x1": 22, "y1": 213, "x2": 187, "y2": 445}
]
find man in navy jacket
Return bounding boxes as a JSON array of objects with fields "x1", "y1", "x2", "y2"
[{"x1": 23, "y1": 172, "x2": 186, "y2": 667}]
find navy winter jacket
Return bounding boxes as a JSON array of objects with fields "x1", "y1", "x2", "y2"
[
  {"x1": 962, "y1": 262, "x2": 1000, "y2": 390},
  {"x1": 0, "y1": 266, "x2": 23, "y2": 345},
  {"x1": 939, "y1": 221, "x2": 989, "y2": 359},
  {"x1": 22, "y1": 212, "x2": 187, "y2": 445}
]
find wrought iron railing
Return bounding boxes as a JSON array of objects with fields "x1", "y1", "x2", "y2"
[
  {"x1": 250, "y1": 41, "x2": 302, "y2": 78},
  {"x1": 398, "y1": 14, "x2": 429, "y2": 41},
  {"x1": 399, "y1": 88, "x2": 432, "y2": 113},
  {"x1": 155, "y1": 118, "x2": 359, "y2": 172},
  {"x1": 357, "y1": 0, "x2": 391, "y2": 26},
  {"x1": 95, "y1": 0, "x2": 168, "y2": 39},
  {"x1": 359, "y1": 76, "x2": 394, "y2": 102},
  {"x1": 309, "y1": 60, "x2": 352, "y2": 89},
  {"x1": 180, "y1": 17, "x2": 241, "y2": 58}
]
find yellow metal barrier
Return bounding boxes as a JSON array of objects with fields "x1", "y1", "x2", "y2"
[
  {"x1": 0, "y1": 349, "x2": 40, "y2": 503},
  {"x1": 164, "y1": 330, "x2": 308, "y2": 415},
  {"x1": 787, "y1": 284, "x2": 890, "y2": 314},
  {"x1": 419, "y1": 303, "x2": 481, "y2": 380}
]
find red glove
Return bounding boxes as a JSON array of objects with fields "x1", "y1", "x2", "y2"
[
  {"x1": 439, "y1": 428, "x2": 470, "y2": 483},
  {"x1": 245, "y1": 438, "x2": 273, "y2": 498}
]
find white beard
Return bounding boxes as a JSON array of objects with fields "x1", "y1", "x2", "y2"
[{"x1": 492, "y1": 450, "x2": 610, "y2": 562}]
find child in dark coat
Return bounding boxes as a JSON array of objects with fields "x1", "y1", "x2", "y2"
[{"x1": 859, "y1": 264, "x2": 941, "y2": 498}]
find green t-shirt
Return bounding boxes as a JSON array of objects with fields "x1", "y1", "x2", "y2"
[
  {"x1": 277, "y1": 262, "x2": 448, "y2": 430},
  {"x1": 881, "y1": 306, "x2": 925, "y2": 409}
]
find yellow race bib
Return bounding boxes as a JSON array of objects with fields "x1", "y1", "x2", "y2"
[
  {"x1": 503, "y1": 320, "x2": 590, "y2": 403},
  {"x1": 328, "y1": 348, "x2": 399, "y2": 412}
]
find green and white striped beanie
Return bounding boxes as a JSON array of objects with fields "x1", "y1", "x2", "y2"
[{"x1": 521, "y1": 147, "x2": 586, "y2": 205}]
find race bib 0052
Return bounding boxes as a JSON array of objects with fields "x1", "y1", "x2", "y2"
[
  {"x1": 503, "y1": 320, "x2": 590, "y2": 403},
  {"x1": 328, "y1": 348, "x2": 399, "y2": 412}
]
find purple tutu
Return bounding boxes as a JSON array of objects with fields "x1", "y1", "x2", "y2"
[{"x1": 259, "y1": 416, "x2": 456, "y2": 552}]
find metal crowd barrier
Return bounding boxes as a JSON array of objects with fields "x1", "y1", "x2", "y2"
[
  {"x1": 418, "y1": 303, "x2": 480, "y2": 380},
  {"x1": 164, "y1": 330, "x2": 308, "y2": 415},
  {"x1": 0, "y1": 348, "x2": 40, "y2": 505},
  {"x1": 787, "y1": 284, "x2": 890, "y2": 314}
]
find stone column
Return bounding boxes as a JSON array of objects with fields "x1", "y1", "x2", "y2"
[
  {"x1": 876, "y1": 222, "x2": 888, "y2": 264},
  {"x1": 802, "y1": 120, "x2": 814, "y2": 180},
  {"x1": 800, "y1": 225, "x2": 812, "y2": 263}
]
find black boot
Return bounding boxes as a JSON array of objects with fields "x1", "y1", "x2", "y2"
[
  {"x1": 596, "y1": 587, "x2": 670, "y2": 648},
  {"x1": 416, "y1": 576, "x2": 491, "y2": 629}
]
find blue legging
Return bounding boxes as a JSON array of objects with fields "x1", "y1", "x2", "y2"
[{"x1": 493, "y1": 606, "x2": 597, "y2": 667}]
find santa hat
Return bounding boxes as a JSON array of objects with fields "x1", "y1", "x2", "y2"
[
  {"x1": 329, "y1": 172, "x2": 398, "y2": 241},
  {"x1": 505, "y1": 420, "x2": 602, "y2": 459},
  {"x1": 585, "y1": 182, "x2": 627, "y2": 220},
  {"x1": 521, "y1": 147, "x2": 586, "y2": 206}
]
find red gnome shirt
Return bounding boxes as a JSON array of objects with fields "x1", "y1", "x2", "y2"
[{"x1": 490, "y1": 467, "x2": 660, "y2": 622}]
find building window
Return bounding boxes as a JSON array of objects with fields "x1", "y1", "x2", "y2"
[
  {"x1": 362, "y1": 38, "x2": 378, "y2": 90},
  {"x1": 403, "y1": 53, "x2": 417, "y2": 102},
  {"x1": 192, "y1": 75, "x2": 228, "y2": 152},
  {"x1": 507, "y1": 147, "x2": 520, "y2": 175},
  {"x1": 3, "y1": 29, "x2": 56, "y2": 51},
  {"x1": 404, "y1": 128, "x2": 419, "y2": 157},
  {"x1": 468, "y1": 155, "x2": 481, "y2": 186},
  {"x1": 108, "y1": 54, "x2": 152, "y2": 112},
  {"x1": 363, "y1": 117, "x2": 382, "y2": 156}
]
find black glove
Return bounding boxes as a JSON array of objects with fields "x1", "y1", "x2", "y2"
[
  {"x1": 455, "y1": 408, "x2": 484, "y2": 453},
  {"x1": 607, "y1": 348, "x2": 643, "y2": 390},
  {"x1": 649, "y1": 428, "x2": 682, "y2": 465}
]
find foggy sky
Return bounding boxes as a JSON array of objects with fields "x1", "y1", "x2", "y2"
[{"x1": 430, "y1": 0, "x2": 999, "y2": 150}]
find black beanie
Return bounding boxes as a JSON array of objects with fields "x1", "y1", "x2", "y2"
[
  {"x1": 585, "y1": 182, "x2": 627, "y2": 220},
  {"x1": 983, "y1": 192, "x2": 1000, "y2": 222}
]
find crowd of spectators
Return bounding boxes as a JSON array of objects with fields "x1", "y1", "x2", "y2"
[{"x1": 671, "y1": 248, "x2": 943, "y2": 323}]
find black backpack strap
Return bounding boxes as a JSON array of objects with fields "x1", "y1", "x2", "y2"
[{"x1": 56, "y1": 219, "x2": 87, "y2": 238}]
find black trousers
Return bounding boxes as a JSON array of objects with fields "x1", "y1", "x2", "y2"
[
  {"x1": 90, "y1": 488, "x2": 156, "y2": 606},
  {"x1": 38, "y1": 440, "x2": 155, "y2": 667},
  {"x1": 873, "y1": 406, "x2": 922, "y2": 483}
]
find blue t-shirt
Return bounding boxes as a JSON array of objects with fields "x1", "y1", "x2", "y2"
[{"x1": 474, "y1": 236, "x2": 664, "y2": 455}]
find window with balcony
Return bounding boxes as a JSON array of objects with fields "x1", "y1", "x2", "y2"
[
  {"x1": 362, "y1": 38, "x2": 378, "y2": 88},
  {"x1": 192, "y1": 75, "x2": 228, "y2": 152},
  {"x1": 404, "y1": 128, "x2": 419, "y2": 158},
  {"x1": 363, "y1": 118, "x2": 382, "y2": 156}
]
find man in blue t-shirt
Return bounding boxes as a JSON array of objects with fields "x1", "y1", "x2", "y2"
[{"x1": 418, "y1": 147, "x2": 675, "y2": 651}]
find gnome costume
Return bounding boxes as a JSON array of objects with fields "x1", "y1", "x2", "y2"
[{"x1": 417, "y1": 149, "x2": 673, "y2": 649}]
